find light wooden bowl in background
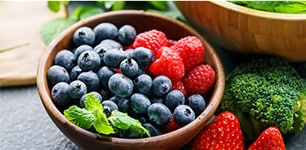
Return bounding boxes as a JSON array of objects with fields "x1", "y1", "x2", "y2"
[
  {"x1": 36, "y1": 10, "x2": 225, "y2": 150},
  {"x1": 175, "y1": 1, "x2": 306, "y2": 62}
]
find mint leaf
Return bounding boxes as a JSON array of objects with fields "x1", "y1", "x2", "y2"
[
  {"x1": 48, "y1": 1, "x2": 61, "y2": 13},
  {"x1": 40, "y1": 18, "x2": 77, "y2": 45},
  {"x1": 93, "y1": 111, "x2": 115, "y2": 135},
  {"x1": 84, "y1": 93, "x2": 114, "y2": 135},
  {"x1": 109, "y1": 110, "x2": 150, "y2": 137},
  {"x1": 84, "y1": 93, "x2": 103, "y2": 113},
  {"x1": 71, "y1": 6, "x2": 104, "y2": 21},
  {"x1": 64, "y1": 105, "x2": 95, "y2": 129}
]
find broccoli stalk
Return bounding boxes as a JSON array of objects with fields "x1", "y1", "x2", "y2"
[{"x1": 218, "y1": 57, "x2": 306, "y2": 141}]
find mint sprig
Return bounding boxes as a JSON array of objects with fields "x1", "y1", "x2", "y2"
[{"x1": 63, "y1": 93, "x2": 150, "y2": 137}]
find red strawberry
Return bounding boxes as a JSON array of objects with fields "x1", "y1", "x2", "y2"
[
  {"x1": 191, "y1": 111, "x2": 245, "y2": 150},
  {"x1": 150, "y1": 47, "x2": 185, "y2": 82},
  {"x1": 161, "y1": 115, "x2": 183, "y2": 133},
  {"x1": 248, "y1": 126, "x2": 286, "y2": 150},
  {"x1": 183, "y1": 64, "x2": 215, "y2": 96},
  {"x1": 171, "y1": 36, "x2": 205, "y2": 72},
  {"x1": 172, "y1": 80, "x2": 187, "y2": 97},
  {"x1": 132, "y1": 29, "x2": 167, "y2": 58}
]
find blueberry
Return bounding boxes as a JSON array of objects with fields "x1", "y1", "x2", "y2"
[
  {"x1": 130, "y1": 93, "x2": 151, "y2": 114},
  {"x1": 70, "y1": 65, "x2": 82, "y2": 81},
  {"x1": 173, "y1": 105, "x2": 195, "y2": 126},
  {"x1": 67, "y1": 80, "x2": 87, "y2": 99},
  {"x1": 96, "y1": 66, "x2": 116, "y2": 88},
  {"x1": 110, "y1": 96, "x2": 130, "y2": 112},
  {"x1": 74, "y1": 44, "x2": 93, "y2": 59},
  {"x1": 51, "y1": 82, "x2": 71, "y2": 106},
  {"x1": 94, "y1": 41, "x2": 122, "y2": 65},
  {"x1": 73, "y1": 26, "x2": 95, "y2": 46},
  {"x1": 103, "y1": 49, "x2": 127, "y2": 68},
  {"x1": 188, "y1": 94, "x2": 206, "y2": 116},
  {"x1": 118, "y1": 24, "x2": 136, "y2": 46},
  {"x1": 108, "y1": 73, "x2": 134, "y2": 97},
  {"x1": 77, "y1": 50, "x2": 101, "y2": 72},
  {"x1": 125, "y1": 49, "x2": 134, "y2": 58},
  {"x1": 54, "y1": 49, "x2": 75, "y2": 71},
  {"x1": 93, "y1": 22, "x2": 118, "y2": 43},
  {"x1": 100, "y1": 39, "x2": 122, "y2": 50},
  {"x1": 150, "y1": 95, "x2": 164, "y2": 104},
  {"x1": 80, "y1": 91, "x2": 103, "y2": 108},
  {"x1": 102, "y1": 100, "x2": 118, "y2": 116},
  {"x1": 119, "y1": 58, "x2": 139, "y2": 78},
  {"x1": 133, "y1": 74, "x2": 152, "y2": 95},
  {"x1": 151, "y1": 75, "x2": 172, "y2": 97},
  {"x1": 48, "y1": 65, "x2": 70, "y2": 85},
  {"x1": 118, "y1": 128, "x2": 142, "y2": 138},
  {"x1": 77, "y1": 71, "x2": 101, "y2": 92},
  {"x1": 164, "y1": 90, "x2": 185, "y2": 111},
  {"x1": 147, "y1": 103, "x2": 171, "y2": 126},
  {"x1": 99, "y1": 88, "x2": 113, "y2": 100},
  {"x1": 132, "y1": 47, "x2": 154, "y2": 66},
  {"x1": 142, "y1": 123, "x2": 162, "y2": 137}
]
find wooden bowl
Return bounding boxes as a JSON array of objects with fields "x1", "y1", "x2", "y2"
[
  {"x1": 175, "y1": 1, "x2": 306, "y2": 62},
  {"x1": 36, "y1": 10, "x2": 225, "y2": 150}
]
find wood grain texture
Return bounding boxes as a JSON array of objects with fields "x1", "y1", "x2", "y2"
[
  {"x1": 0, "y1": 1, "x2": 55, "y2": 87},
  {"x1": 175, "y1": 1, "x2": 306, "y2": 62}
]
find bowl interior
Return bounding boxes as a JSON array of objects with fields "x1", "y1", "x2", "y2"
[{"x1": 37, "y1": 10, "x2": 225, "y2": 150}]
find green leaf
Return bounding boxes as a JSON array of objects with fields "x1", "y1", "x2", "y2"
[
  {"x1": 147, "y1": 1, "x2": 169, "y2": 11},
  {"x1": 71, "y1": 6, "x2": 104, "y2": 21},
  {"x1": 275, "y1": 2, "x2": 306, "y2": 13},
  {"x1": 93, "y1": 111, "x2": 115, "y2": 135},
  {"x1": 40, "y1": 17, "x2": 77, "y2": 45},
  {"x1": 146, "y1": 9, "x2": 186, "y2": 22},
  {"x1": 109, "y1": 110, "x2": 150, "y2": 137},
  {"x1": 64, "y1": 105, "x2": 95, "y2": 129},
  {"x1": 84, "y1": 93, "x2": 103, "y2": 113},
  {"x1": 84, "y1": 93, "x2": 114, "y2": 135},
  {"x1": 111, "y1": 1, "x2": 126, "y2": 11},
  {"x1": 48, "y1": 1, "x2": 61, "y2": 13}
]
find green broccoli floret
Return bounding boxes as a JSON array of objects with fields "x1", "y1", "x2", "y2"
[{"x1": 218, "y1": 57, "x2": 306, "y2": 141}]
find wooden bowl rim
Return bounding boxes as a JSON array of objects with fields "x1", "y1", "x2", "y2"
[
  {"x1": 211, "y1": 0, "x2": 306, "y2": 20},
  {"x1": 37, "y1": 10, "x2": 225, "y2": 146}
]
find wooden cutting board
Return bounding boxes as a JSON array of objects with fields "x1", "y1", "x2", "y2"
[{"x1": 0, "y1": 1, "x2": 57, "y2": 87}]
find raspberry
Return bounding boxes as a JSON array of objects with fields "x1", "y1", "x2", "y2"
[
  {"x1": 149, "y1": 47, "x2": 185, "y2": 82},
  {"x1": 172, "y1": 80, "x2": 187, "y2": 97},
  {"x1": 166, "y1": 39, "x2": 177, "y2": 47},
  {"x1": 183, "y1": 64, "x2": 215, "y2": 96},
  {"x1": 161, "y1": 115, "x2": 183, "y2": 133},
  {"x1": 171, "y1": 36, "x2": 205, "y2": 73},
  {"x1": 132, "y1": 29, "x2": 167, "y2": 58}
]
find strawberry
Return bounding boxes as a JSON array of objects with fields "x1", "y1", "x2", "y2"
[
  {"x1": 172, "y1": 80, "x2": 187, "y2": 97},
  {"x1": 149, "y1": 47, "x2": 185, "y2": 82},
  {"x1": 183, "y1": 64, "x2": 215, "y2": 96},
  {"x1": 171, "y1": 36, "x2": 205, "y2": 72},
  {"x1": 132, "y1": 29, "x2": 167, "y2": 58},
  {"x1": 191, "y1": 111, "x2": 245, "y2": 150},
  {"x1": 161, "y1": 115, "x2": 183, "y2": 133},
  {"x1": 248, "y1": 126, "x2": 286, "y2": 150}
]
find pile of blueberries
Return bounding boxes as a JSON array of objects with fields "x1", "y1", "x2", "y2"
[{"x1": 48, "y1": 22, "x2": 206, "y2": 137}]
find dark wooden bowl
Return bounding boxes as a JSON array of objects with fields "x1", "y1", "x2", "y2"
[{"x1": 37, "y1": 10, "x2": 225, "y2": 150}]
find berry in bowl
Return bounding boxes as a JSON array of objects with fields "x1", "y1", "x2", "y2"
[{"x1": 37, "y1": 10, "x2": 225, "y2": 150}]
